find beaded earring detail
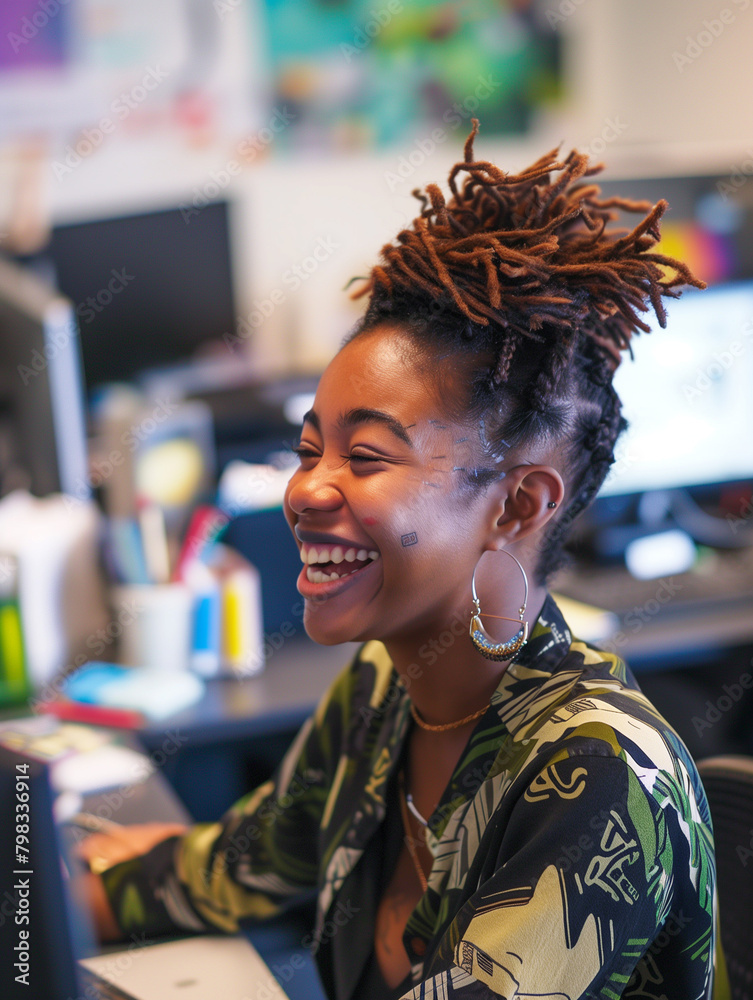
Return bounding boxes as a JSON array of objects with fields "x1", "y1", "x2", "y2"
[{"x1": 469, "y1": 550, "x2": 529, "y2": 662}]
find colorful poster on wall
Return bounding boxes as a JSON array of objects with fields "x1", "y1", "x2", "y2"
[{"x1": 256, "y1": 0, "x2": 561, "y2": 151}]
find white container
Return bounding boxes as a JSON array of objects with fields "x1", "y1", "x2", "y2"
[{"x1": 112, "y1": 583, "x2": 193, "y2": 672}]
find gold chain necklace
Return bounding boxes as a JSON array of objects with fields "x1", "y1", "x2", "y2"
[
  {"x1": 409, "y1": 700, "x2": 488, "y2": 733},
  {"x1": 400, "y1": 697, "x2": 491, "y2": 890},
  {"x1": 398, "y1": 770, "x2": 429, "y2": 893}
]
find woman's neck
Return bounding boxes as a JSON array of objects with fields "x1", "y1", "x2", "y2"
[{"x1": 384, "y1": 585, "x2": 548, "y2": 727}]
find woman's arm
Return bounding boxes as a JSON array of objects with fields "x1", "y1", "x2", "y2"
[{"x1": 80, "y1": 654, "x2": 359, "y2": 941}]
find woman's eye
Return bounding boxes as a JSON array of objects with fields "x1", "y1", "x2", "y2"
[{"x1": 291, "y1": 446, "x2": 384, "y2": 466}]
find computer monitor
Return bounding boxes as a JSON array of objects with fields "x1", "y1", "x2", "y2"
[
  {"x1": 599, "y1": 281, "x2": 753, "y2": 499},
  {"x1": 35, "y1": 201, "x2": 237, "y2": 392},
  {"x1": 579, "y1": 168, "x2": 753, "y2": 509},
  {"x1": 0, "y1": 257, "x2": 89, "y2": 498}
]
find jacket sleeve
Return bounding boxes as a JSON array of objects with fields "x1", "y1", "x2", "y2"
[
  {"x1": 397, "y1": 751, "x2": 716, "y2": 1000},
  {"x1": 101, "y1": 654, "x2": 359, "y2": 937}
]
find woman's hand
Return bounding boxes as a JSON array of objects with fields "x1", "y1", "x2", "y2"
[
  {"x1": 76, "y1": 823, "x2": 187, "y2": 941},
  {"x1": 77, "y1": 822, "x2": 187, "y2": 872}
]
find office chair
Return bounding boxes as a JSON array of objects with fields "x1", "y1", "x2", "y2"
[{"x1": 697, "y1": 755, "x2": 753, "y2": 1000}]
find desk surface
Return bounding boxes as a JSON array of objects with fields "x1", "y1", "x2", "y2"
[
  {"x1": 139, "y1": 589, "x2": 753, "y2": 748},
  {"x1": 553, "y1": 550, "x2": 753, "y2": 669},
  {"x1": 140, "y1": 637, "x2": 359, "y2": 745}
]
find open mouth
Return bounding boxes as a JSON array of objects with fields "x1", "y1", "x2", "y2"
[{"x1": 300, "y1": 542, "x2": 380, "y2": 584}]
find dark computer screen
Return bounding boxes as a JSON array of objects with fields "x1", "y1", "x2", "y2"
[
  {"x1": 42, "y1": 201, "x2": 236, "y2": 390},
  {"x1": 0, "y1": 258, "x2": 89, "y2": 498}
]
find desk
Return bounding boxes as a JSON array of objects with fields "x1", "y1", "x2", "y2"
[
  {"x1": 82, "y1": 753, "x2": 191, "y2": 827},
  {"x1": 0, "y1": 637, "x2": 359, "y2": 823},
  {"x1": 4, "y1": 589, "x2": 750, "y2": 816},
  {"x1": 139, "y1": 637, "x2": 359, "y2": 747},
  {"x1": 552, "y1": 546, "x2": 753, "y2": 669}
]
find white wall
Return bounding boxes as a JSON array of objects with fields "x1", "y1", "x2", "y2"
[{"x1": 593, "y1": 0, "x2": 753, "y2": 148}]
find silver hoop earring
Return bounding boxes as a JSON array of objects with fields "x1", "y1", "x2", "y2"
[{"x1": 469, "y1": 550, "x2": 529, "y2": 662}]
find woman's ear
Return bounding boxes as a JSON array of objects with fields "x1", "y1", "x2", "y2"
[{"x1": 488, "y1": 464, "x2": 565, "y2": 547}]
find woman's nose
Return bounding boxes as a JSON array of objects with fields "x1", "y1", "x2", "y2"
[{"x1": 285, "y1": 462, "x2": 344, "y2": 515}]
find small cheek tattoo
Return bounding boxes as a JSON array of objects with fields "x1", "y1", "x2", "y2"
[{"x1": 401, "y1": 532, "x2": 418, "y2": 547}]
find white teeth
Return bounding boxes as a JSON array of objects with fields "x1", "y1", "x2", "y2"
[
  {"x1": 302, "y1": 542, "x2": 380, "y2": 576},
  {"x1": 305, "y1": 565, "x2": 351, "y2": 584}
]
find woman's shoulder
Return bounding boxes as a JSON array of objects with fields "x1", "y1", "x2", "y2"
[
  {"x1": 523, "y1": 634, "x2": 691, "y2": 771},
  {"x1": 509, "y1": 633, "x2": 711, "y2": 836}
]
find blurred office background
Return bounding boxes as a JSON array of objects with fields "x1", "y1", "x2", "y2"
[{"x1": 2, "y1": 0, "x2": 753, "y2": 803}]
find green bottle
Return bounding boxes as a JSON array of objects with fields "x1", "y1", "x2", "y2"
[{"x1": 0, "y1": 553, "x2": 30, "y2": 706}]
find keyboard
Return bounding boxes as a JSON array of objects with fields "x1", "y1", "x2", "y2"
[
  {"x1": 553, "y1": 545, "x2": 753, "y2": 619},
  {"x1": 78, "y1": 966, "x2": 138, "y2": 1000}
]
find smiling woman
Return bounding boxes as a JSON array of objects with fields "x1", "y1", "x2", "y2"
[{"x1": 83, "y1": 122, "x2": 725, "y2": 1000}]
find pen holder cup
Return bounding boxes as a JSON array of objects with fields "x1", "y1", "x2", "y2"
[{"x1": 111, "y1": 583, "x2": 193, "y2": 673}]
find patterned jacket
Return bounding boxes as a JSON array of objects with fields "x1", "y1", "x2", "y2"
[{"x1": 102, "y1": 593, "x2": 725, "y2": 999}]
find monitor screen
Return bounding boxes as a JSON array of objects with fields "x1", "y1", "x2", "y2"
[
  {"x1": 40, "y1": 201, "x2": 236, "y2": 391},
  {"x1": 599, "y1": 281, "x2": 753, "y2": 498},
  {"x1": 0, "y1": 258, "x2": 89, "y2": 498}
]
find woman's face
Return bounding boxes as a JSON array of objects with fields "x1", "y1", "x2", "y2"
[{"x1": 283, "y1": 326, "x2": 499, "y2": 646}]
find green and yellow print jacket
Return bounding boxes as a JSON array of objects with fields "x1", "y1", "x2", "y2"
[{"x1": 102, "y1": 594, "x2": 725, "y2": 999}]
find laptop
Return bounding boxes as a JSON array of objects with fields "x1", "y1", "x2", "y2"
[
  {"x1": 79, "y1": 936, "x2": 290, "y2": 1000},
  {"x1": 0, "y1": 745, "x2": 289, "y2": 1000}
]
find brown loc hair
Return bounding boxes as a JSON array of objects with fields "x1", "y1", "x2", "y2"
[{"x1": 345, "y1": 119, "x2": 706, "y2": 583}]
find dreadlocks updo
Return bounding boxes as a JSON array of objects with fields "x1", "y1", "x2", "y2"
[{"x1": 345, "y1": 119, "x2": 705, "y2": 583}]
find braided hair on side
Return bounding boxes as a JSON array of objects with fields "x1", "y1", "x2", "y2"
[{"x1": 345, "y1": 119, "x2": 706, "y2": 583}]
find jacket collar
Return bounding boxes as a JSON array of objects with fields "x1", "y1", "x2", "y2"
[
  {"x1": 506, "y1": 590, "x2": 574, "y2": 676},
  {"x1": 486, "y1": 591, "x2": 573, "y2": 705}
]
